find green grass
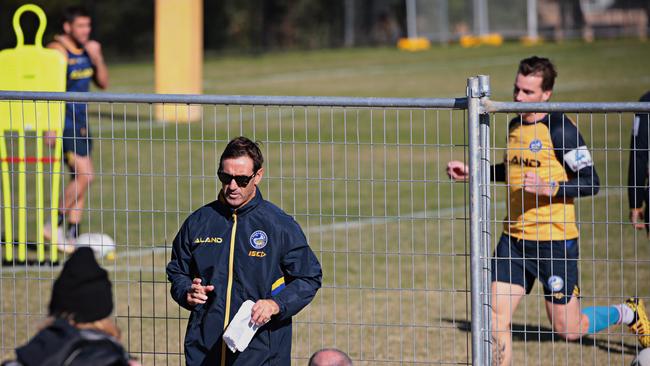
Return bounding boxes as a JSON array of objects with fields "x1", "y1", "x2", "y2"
[{"x1": 2, "y1": 39, "x2": 650, "y2": 365}]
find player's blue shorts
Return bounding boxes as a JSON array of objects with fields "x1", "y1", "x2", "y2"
[
  {"x1": 491, "y1": 233, "x2": 580, "y2": 305},
  {"x1": 62, "y1": 125, "x2": 92, "y2": 159}
]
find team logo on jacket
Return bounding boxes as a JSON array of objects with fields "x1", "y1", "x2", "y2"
[
  {"x1": 250, "y1": 230, "x2": 268, "y2": 249},
  {"x1": 529, "y1": 139, "x2": 542, "y2": 152},
  {"x1": 547, "y1": 275, "x2": 564, "y2": 292}
]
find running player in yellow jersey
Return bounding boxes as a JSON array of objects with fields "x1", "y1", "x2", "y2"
[{"x1": 447, "y1": 56, "x2": 649, "y2": 365}]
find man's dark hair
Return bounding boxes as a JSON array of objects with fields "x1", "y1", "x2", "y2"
[
  {"x1": 517, "y1": 56, "x2": 557, "y2": 92},
  {"x1": 61, "y1": 6, "x2": 90, "y2": 29},
  {"x1": 219, "y1": 137, "x2": 264, "y2": 173},
  {"x1": 308, "y1": 348, "x2": 353, "y2": 366}
]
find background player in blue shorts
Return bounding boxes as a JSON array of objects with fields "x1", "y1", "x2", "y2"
[
  {"x1": 448, "y1": 57, "x2": 649, "y2": 365},
  {"x1": 45, "y1": 6, "x2": 108, "y2": 249}
]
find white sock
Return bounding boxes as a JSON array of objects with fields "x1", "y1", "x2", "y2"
[{"x1": 614, "y1": 304, "x2": 635, "y2": 325}]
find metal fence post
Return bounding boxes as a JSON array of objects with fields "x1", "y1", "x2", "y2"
[
  {"x1": 467, "y1": 76, "x2": 485, "y2": 366},
  {"x1": 478, "y1": 75, "x2": 492, "y2": 365}
]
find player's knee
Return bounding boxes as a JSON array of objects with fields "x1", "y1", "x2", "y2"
[
  {"x1": 555, "y1": 328, "x2": 582, "y2": 341},
  {"x1": 76, "y1": 170, "x2": 94, "y2": 186},
  {"x1": 491, "y1": 310, "x2": 511, "y2": 331},
  {"x1": 551, "y1": 316, "x2": 583, "y2": 341}
]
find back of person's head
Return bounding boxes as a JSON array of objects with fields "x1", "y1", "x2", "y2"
[
  {"x1": 219, "y1": 136, "x2": 264, "y2": 172},
  {"x1": 61, "y1": 5, "x2": 89, "y2": 28},
  {"x1": 517, "y1": 56, "x2": 557, "y2": 92},
  {"x1": 49, "y1": 247, "x2": 114, "y2": 324},
  {"x1": 3, "y1": 249, "x2": 129, "y2": 366},
  {"x1": 308, "y1": 348, "x2": 353, "y2": 366}
]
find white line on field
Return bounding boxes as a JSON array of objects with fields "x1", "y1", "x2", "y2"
[
  {"x1": 0, "y1": 200, "x2": 484, "y2": 274},
  {"x1": 0, "y1": 188, "x2": 624, "y2": 274}
]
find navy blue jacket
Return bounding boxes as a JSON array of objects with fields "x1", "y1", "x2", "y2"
[
  {"x1": 167, "y1": 189, "x2": 322, "y2": 366},
  {"x1": 2, "y1": 318, "x2": 130, "y2": 366}
]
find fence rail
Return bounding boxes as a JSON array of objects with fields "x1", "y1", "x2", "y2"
[{"x1": 0, "y1": 91, "x2": 468, "y2": 109}]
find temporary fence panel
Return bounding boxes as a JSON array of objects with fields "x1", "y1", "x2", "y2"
[{"x1": 0, "y1": 91, "x2": 471, "y2": 365}]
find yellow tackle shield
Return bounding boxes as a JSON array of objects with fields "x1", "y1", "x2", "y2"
[{"x1": 0, "y1": 4, "x2": 66, "y2": 264}]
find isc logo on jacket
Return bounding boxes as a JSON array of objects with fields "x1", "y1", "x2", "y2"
[{"x1": 248, "y1": 230, "x2": 268, "y2": 257}]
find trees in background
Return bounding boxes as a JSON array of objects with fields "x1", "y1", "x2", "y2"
[{"x1": 0, "y1": 0, "x2": 406, "y2": 57}]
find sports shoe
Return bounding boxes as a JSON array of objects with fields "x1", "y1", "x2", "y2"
[
  {"x1": 44, "y1": 221, "x2": 76, "y2": 253},
  {"x1": 56, "y1": 227, "x2": 75, "y2": 254},
  {"x1": 626, "y1": 297, "x2": 650, "y2": 348}
]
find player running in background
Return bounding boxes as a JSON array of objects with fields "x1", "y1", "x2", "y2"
[
  {"x1": 44, "y1": 6, "x2": 108, "y2": 250},
  {"x1": 447, "y1": 56, "x2": 649, "y2": 365}
]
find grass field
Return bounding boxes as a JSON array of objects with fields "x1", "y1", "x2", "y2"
[{"x1": 2, "y1": 39, "x2": 650, "y2": 365}]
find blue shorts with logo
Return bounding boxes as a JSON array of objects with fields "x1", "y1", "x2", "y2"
[
  {"x1": 491, "y1": 234, "x2": 580, "y2": 304},
  {"x1": 62, "y1": 125, "x2": 92, "y2": 159}
]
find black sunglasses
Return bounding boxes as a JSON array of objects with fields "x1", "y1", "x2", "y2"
[{"x1": 218, "y1": 170, "x2": 257, "y2": 187}]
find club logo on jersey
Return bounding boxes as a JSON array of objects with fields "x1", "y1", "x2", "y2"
[
  {"x1": 529, "y1": 139, "x2": 543, "y2": 153},
  {"x1": 250, "y1": 230, "x2": 268, "y2": 249},
  {"x1": 547, "y1": 275, "x2": 564, "y2": 292}
]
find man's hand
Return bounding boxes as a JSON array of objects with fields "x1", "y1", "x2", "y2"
[
  {"x1": 84, "y1": 40, "x2": 109, "y2": 89},
  {"x1": 523, "y1": 172, "x2": 555, "y2": 197},
  {"x1": 44, "y1": 131, "x2": 56, "y2": 148},
  {"x1": 630, "y1": 207, "x2": 646, "y2": 230},
  {"x1": 250, "y1": 299, "x2": 280, "y2": 326},
  {"x1": 84, "y1": 40, "x2": 104, "y2": 65},
  {"x1": 186, "y1": 278, "x2": 214, "y2": 307},
  {"x1": 447, "y1": 160, "x2": 469, "y2": 181}
]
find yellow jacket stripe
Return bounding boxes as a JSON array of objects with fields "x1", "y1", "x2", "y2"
[
  {"x1": 272, "y1": 277, "x2": 285, "y2": 290},
  {"x1": 271, "y1": 276, "x2": 286, "y2": 296},
  {"x1": 221, "y1": 213, "x2": 238, "y2": 366}
]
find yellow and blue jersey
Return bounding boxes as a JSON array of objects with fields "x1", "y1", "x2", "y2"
[
  {"x1": 492, "y1": 112, "x2": 600, "y2": 241},
  {"x1": 61, "y1": 45, "x2": 93, "y2": 129}
]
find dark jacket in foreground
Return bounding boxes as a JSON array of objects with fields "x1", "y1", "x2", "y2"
[
  {"x1": 167, "y1": 189, "x2": 322, "y2": 366},
  {"x1": 2, "y1": 318, "x2": 130, "y2": 366}
]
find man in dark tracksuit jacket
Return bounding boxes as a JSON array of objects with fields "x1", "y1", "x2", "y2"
[
  {"x1": 167, "y1": 137, "x2": 322, "y2": 366},
  {"x1": 628, "y1": 91, "x2": 650, "y2": 234}
]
